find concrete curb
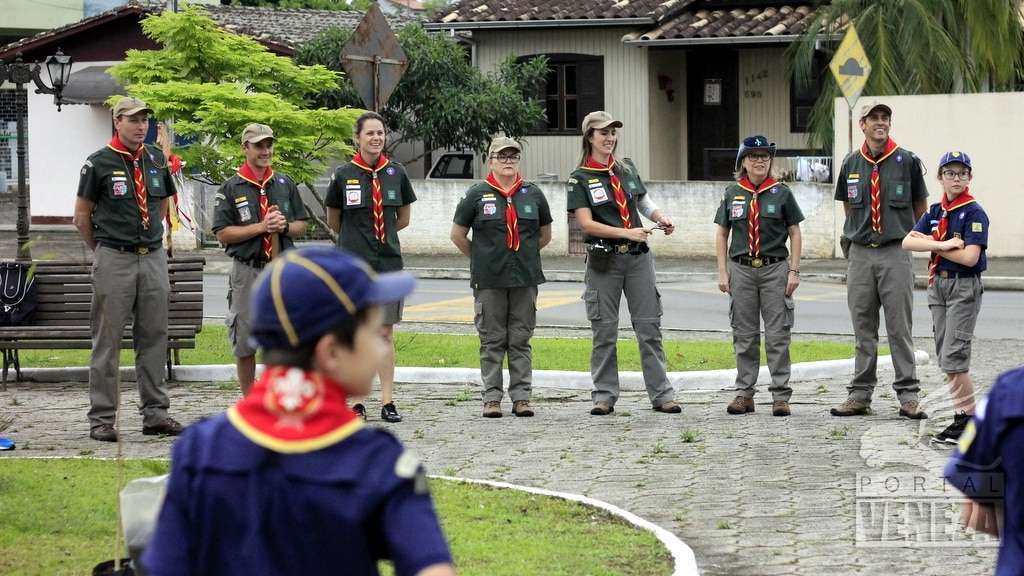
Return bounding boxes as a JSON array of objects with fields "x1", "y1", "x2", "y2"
[
  {"x1": 9, "y1": 351, "x2": 930, "y2": 389},
  {"x1": 434, "y1": 476, "x2": 701, "y2": 576}
]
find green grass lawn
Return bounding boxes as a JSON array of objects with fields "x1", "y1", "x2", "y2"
[
  {"x1": 0, "y1": 459, "x2": 672, "y2": 576},
  {"x1": 13, "y1": 325, "x2": 877, "y2": 373}
]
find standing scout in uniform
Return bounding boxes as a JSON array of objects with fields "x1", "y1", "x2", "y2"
[
  {"x1": 567, "y1": 111, "x2": 681, "y2": 416},
  {"x1": 212, "y1": 123, "x2": 308, "y2": 393},
  {"x1": 944, "y1": 366, "x2": 1024, "y2": 576},
  {"x1": 326, "y1": 112, "x2": 415, "y2": 423},
  {"x1": 902, "y1": 151, "x2": 988, "y2": 443},
  {"x1": 832, "y1": 100, "x2": 929, "y2": 419},
  {"x1": 714, "y1": 136, "x2": 804, "y2": 417},
  {"x1": 143, "y1": 246, "x2": 455, "y2": 576},
  {"x1": 451, "y1": 137, "x2": 553, "y2": 418},
  {"x1": 73, "y1": 96, "x2": 183, "y2": 442}
]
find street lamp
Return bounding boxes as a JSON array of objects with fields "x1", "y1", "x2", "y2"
[{"x1": 0, "y1": 48, "x2": 73, "y2": 260}]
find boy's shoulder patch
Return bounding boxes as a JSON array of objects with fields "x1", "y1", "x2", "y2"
[{"x1": 971, "y1": 221, "x2": 983, "y2": 233}]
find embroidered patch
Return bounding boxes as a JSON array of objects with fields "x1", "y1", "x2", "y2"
[
  {"x1": 568, "y1": 177, "x2": 578, "y2": 185},
  {"x1": 519, "y1": 187, "x2": 528, "y2": 194},
  {"x1": 111, "y1": 176, "x2": 127, "y2": 183},
  {"x1": 770, "y1": 187, "x2": 778, "y2": 194},
  {"x1": 239, "y1": 206, "x2": 252, "y2": 221},
  {"x1": 386, "y1": 166, "x2": 396, "y2": 176},
  {"x1": 895, "y1": 184, "x2": 905, "y2": 197},
  {"x1": 483, "y1": 202, "x2": 497, "y2": 215},
  {"x1": 847, "y1": 184, "x2": 858, "y2": 198},
  {"x1": 235, "y1": 195, "x2": 247, "y2": 204},
  {"x1": 628, "y1": 181, "x2": 637, "y2": 190},
  {"x1": 733, "y1": 195, "x2": 745, "y2": 201},
  {"x1": 765, "y1": 203, "x2": 777, "y2": 215},
  {"x1": 848, "y1": 173, "x2": 859, "y2": 180},
  {"x1": 896, "y1": 155, "x2": 903, "y2": 163},
  {"x1": 279, "y1": 178, "x2": 285, "y2": 184},
  {"x1": 112, "y1": 182, "x2": 128, "y2": 197},
  {"x1": 347, "y1": 179, "x2": 359, "y2": 184},
  {"x1": 150, "y1": 176, "x2": 161, "y2": 188},
  {"x1": 387, "y1": 189, "x2": 397, "y2": 201},
  {"x1": 523, "y1": 204, "x2": 533, "y2": 214},
  {"x1": 346, "y1": 190, "x2": 361, "y2": 206},
  {"x1": 588, "y1": 178, "x2": 599, "y2": 184},
  {"x1": 971, "y1": 220, "x2": 984, "y2": 232},
  {"x1": 590, "y1": 186, "x2": 608, "y2": 203},
  {"x1": 730, "y1": 203, "x2": 744, "y2": 218}
]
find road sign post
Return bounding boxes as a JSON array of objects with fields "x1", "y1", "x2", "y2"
[
  {"x1": 341, "y1": 4, "x2": 408, "y2": 112},
  {"x1": 829, "y1": 26, "x2": 872, "y2": 159}
]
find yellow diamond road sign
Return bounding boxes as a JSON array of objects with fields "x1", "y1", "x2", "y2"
[{"x1": 829, "y1": 26, "x2": 872, "y2": 107}]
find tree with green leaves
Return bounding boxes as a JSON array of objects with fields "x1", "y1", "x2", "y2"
[
  {"x1": 109, "y1": 5, "x2": 362, "y2": 236},
  {"x1": 788, "y1": 0, "x2": 1024, "y2": 150},
  {"x1": 296, "y1": 24, "x2": 548, "y2": 167}
]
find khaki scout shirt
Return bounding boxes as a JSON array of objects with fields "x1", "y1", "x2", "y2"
[
  {"x1": 211, "y1": 171, "x2": 309, "y2": 263},
  {"x1": 325, "y1": 160, "x2": 416, "y2": 273},
  {"x1": 834, "y1": 146, "x2": 928, "y2": 245},
  {"x1": 76, "y1": 144, "x2": 176, "y2": 247},
  {"x1": 714, "y1": 179, "x2": 805, "y2": 259},
  {"x1": 453, "y1": 180, "x2": 553, "y2": 290},
  {"x1": 566, "y1": 158, "x2": 645, "y2": 244}
]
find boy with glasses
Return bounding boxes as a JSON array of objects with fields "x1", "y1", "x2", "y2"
[{"x1": 902, "y1": 151, "x2": 989, "y2": 443}]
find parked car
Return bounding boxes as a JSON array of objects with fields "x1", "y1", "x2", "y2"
[{"x1": 427, "y1": 151, "x2": 476, "y2": 179}]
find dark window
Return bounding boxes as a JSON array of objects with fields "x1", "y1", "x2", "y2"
[
  {"x1": 519, "y1": 54, "x2": 603, "y2": 135},
  {"x1": 790, "y1": 51, "x2": 827, "y2": 133}
]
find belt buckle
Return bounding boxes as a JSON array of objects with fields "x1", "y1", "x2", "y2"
[
  {"x1": 751, "y1": 257, "x2": 763, "y2": 268},
  {"x1": 867, "y1": 242, "x2": 880, "y2": 248},
  {"x1": 615, "y1": 245, "x2": 629, "y2": 254},
  {"x1": 940, "y1": 271, "x2": 949, "y2": 279},
  {"x1": 137, "y1": 246, "x2": 149, "y2": 255}
]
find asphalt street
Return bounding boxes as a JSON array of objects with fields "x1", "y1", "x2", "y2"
[{"x1": 203, "y1": 274, "x2": 1020, "y2": 339}]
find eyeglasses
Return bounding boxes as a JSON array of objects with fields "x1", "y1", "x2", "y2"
[
  {"x1": 746, "y1": 153, "x2": 771, "y2": 162},
  {"x1": 491, "y1": 154, "x2": 521, "y2": 163},
  {"x1": 941, "y1": 169, "x2": 970, "y2": 180}
]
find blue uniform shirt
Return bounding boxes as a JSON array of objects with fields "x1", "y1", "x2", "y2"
[
  {"x1": 945, "y1": 367, "x2": 1024, "y2": 576},
  {"x1": 142, "y1": 414, "x2": 452, "y2": 576},
  {"x1": 912, "y1": 200, "x2": 989, "y2": 275}
]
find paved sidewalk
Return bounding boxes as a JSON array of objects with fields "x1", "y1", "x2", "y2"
[{"x1": 1, "y1": 335, "x2": 1014, "y2": 575}]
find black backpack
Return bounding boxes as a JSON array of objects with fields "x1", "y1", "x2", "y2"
[{"x1": 0, "y1": 261, "x2": 38, "y2": 326}]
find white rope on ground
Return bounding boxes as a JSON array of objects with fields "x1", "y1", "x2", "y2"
[{"x1": 432, "y1": 475, "x2": 701, "y2": 576}]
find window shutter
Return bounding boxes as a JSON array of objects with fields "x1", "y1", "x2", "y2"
[{"x1": 576, "y1": 56, "x2": 604, "y2": 125}]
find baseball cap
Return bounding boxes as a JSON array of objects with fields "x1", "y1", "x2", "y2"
[
  {"x1": 250, "y1": 247, "x2": 416, "y2": 349},
  {"x1": 111, "y1": 96, "x2": 152, "y2": 118},
  {"x1": 241, "y1": 123, "x2": 275, "y2": 145},
  {"x1": 488, "y1": 136, "x2": 522, "y2": 157},
  {"x1": 581, "y1": 111, "x2": 623, "y2": 133},
  {"x1": 858, "y1": 99, "x2": 892, "y2": 120},
  {"x1": 735, "y1": 135, "x2": 776, "y2": 170},
  {"x1": 937, "y1": 151, "x2": 972, "y2": 171}
]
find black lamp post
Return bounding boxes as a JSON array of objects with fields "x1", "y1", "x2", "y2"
[{"x1": 0, "y1": 48, "x2": 73, "y2": 261}]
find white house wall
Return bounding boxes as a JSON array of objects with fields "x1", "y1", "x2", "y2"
[
  {"x1": 738, "y1": 47, "x2": 808, "y2": 151},
  {"x1": 28, "y1": 61, "x2": 118, "y2": 220},
  {"x1": 647, "y1": 50, "x2": 685, "y2": 180},
  {"x1": 833, "y1": 92, "x2": 1024, "y2": 257},
  {"x1": 474, "y1": 27, "x2": 650, "y2": 181}
]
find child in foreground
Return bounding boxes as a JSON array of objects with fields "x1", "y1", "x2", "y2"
[{"x1": 143, "y1": 246, "x2": 455, "y2": 576}]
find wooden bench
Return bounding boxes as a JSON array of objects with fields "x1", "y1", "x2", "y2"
[{"x1": 0, "y1": 257, "x2": 206, "y2": 388}]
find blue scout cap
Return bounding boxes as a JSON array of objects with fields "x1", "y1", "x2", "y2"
[
  {"x1": 735, "y1": 135, "x2": 776, "y2": 171},
  {"x1": 250, "y1": 246, "x2": 416, "y2": 349},
  {"x1": 938, "y1": 151, "x2": 972, "y2": 171}
]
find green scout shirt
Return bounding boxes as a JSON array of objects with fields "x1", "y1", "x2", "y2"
[
  {"x1": 713, "y1": 180, "x2": 805, "y2": 259},
  {"x1": 76, "y1": 144, "x2": 176, "y2": 247},
  {"x1": 566, "y1": 158, "x2": 645, "y2": 244},
  {"x1": 325, "y1": 160, "x2": 416, "y2": 273},
  {"x1": 211, "y1": 171, "x2": 309, "y2": 263},
  {"x1": 834, "y1": 146, "x2": 928, "y2": 245},
  {"x1": 453, "y1": 181, "x2": 553, "y2": 290}
]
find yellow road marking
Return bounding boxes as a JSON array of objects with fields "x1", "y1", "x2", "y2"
[{"x1": 404, "y1": 289, "x2": 580, "y2": 322}]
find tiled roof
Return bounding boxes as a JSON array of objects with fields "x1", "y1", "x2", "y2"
[
  {"x1": 640, "y1": 4, "x2": 816, "y2": 41},
  {"x1": 0, "y1": 0, "x2": 420, "y2": 59},
  {"x1": 436, "y1": 0, "x2": 693, "y2": 24},
  {"x1": 209, "y1": 4, "x2": 420, "y2": 49}
]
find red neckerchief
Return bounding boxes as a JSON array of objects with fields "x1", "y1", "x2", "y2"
[
  {"x1": 107, "y1": 135, "x2": 151, "y2": 230},
  {"x1": 860, "y1": 138, "x2": 899, "y2": 234},
  {"x1": 351, "y1": 153, "x2": 390, "y2": 243},
  {"x1": 238, "y1": 162, "x2": 276, "y2": 260},
  {"x1": 737, "y1": 176, "x2": 778, "y2": 257},
  {"x1": 582, "y1": 156, "x2": 631, "y2": 229},
  {"x1": 227, "y1": 366, "x2": 363, "y2": 453},
  {"x1": 928, "y1": 188, "x2": 976, "y2": 286},
  {"x1": 485, "y1": 172, "x2": 524, "y2": 252}
]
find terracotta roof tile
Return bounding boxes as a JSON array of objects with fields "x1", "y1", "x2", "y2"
[
  {"x1": 434, "y1": 0, "x2": 688, "y2": 23},
  {"x1": 642, "y1": 4, "x2": 815, "y2": 40}
]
